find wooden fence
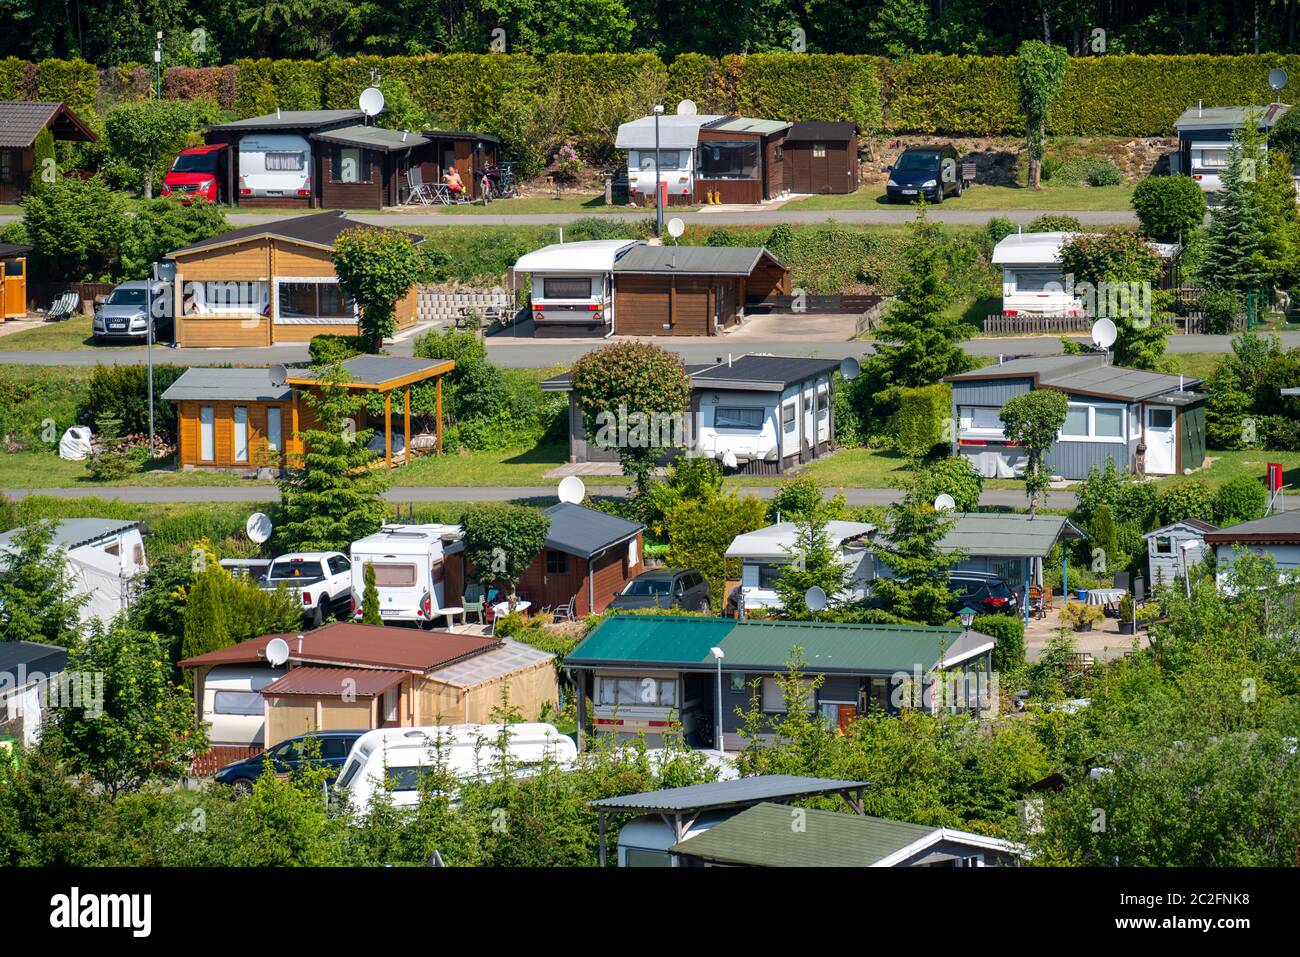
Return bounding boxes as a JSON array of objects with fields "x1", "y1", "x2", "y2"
[
  {"x1": 190, "y1": 745, "x2": 263, "y2": 777},
  {"x1": 983, "y1": 313, "x2": 1209, "y2": 335},
  {"x1": 28, "y1": 281, "x2": 115, "y2": 315}
]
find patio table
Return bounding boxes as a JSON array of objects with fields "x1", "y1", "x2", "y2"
[{"x1": 1084, "y1": 588, "x2": 1127, "y2": 608}]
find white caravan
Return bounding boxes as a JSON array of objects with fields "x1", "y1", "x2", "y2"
[
  {"x1": 991, "y1": 232, "x2": 1085, "y2": 316},
  {"x1": 237, "y1": 133, "x2": 313, "y2": 200},
  {"x1": 349, "y1": 523, "x2": 461, "y2": 627},
  {"x1": 335, "y1": 722, "x2": 579, "y2": 811},
  {"x1": 512, "y1": 240, "x2": 643, "y2": 333},
  {"x1": 200, "y1": 664, "x2": 286, "y2": 747},
  {"x1": 725, "y1": 520, "x2": 877, "y2": 613}
]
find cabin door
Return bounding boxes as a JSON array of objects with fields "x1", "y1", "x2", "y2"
[
  {"x1": 2, "y1": 257, "x2": 25, "y2": 318},
  {"x1": 1144, "y1": 406, "x2": 1176, "y2": 475}
]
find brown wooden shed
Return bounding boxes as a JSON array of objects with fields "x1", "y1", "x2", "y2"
[
  {"x1": 783, "y1": 121, "x2": 860, "y2": 195},
  {"x1": 694, "y1": 118, "x2": 791, "y2": 204},
  {"x1": 0, "y1": 101, "x2": 96, "y2": 204},
  {"x1": 611, "y1": 245, "x2": 790, "y2": 336}
]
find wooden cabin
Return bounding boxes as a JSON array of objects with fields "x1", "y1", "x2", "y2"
[
  {"x1": 0, "y1": 243, "x2": 29, "y2": 320},
  {"x1": 165, "y1": 211, "x2": 421, "y2": 348},
  {"x1": 610, "y1": 245, "x2": 790, "y2": 336},
  {"x1": 784, "y1": 121, "x2": 860, "y2": 194},
  {"x1": 0, "y1": 101, "x2": 96, "y2": 204}
]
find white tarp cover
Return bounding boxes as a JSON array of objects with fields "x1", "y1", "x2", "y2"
[
  {"x1": 58, "y1": 427, "x2": 92, "y2": 461},
  {"x1": 65, "y1": 554, "x2": 128, "y2": 626},
  {"x1": 969, "y1": 450, "x2": 1021, "y2": 479}
]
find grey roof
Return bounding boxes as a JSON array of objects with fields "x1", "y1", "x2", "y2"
[
  {"x1": 311, "y1": 125, "x2": 431, "y2": 152},
  {"x1": 542, "y1": 503, "x2": 643, "y2": 559},
  {"x1": 946, "y1": 354, "x2": 1201, "y2": 402},
  {"x1": 167, "y1": 210, "x2": 423, "y2": 257},
  {"x1": 1204, "y1": 510, "x2": 1300, "y2": 543},
  {"x1": 590, "y1": 774, "x2": 868, "y2": 813},
  {"x1": 162, "y1": 367, "x2": 293, "y2": 403},
  {"x1": 941, "y1": 513, "x2": 1085, "y2": 559},
  {"x1": 1143, "y1": 518, "x2": 1219, "y2": 538},
  {"x1": 0, "y1": 101, "x2": 96, "y2": 149},
  {"x1": 1174, "y1": 103, "x2": 1289, "y2": 131},
  {"x1": 614, "y1": 114, "x2": 725, "y2": 150},
  {"x1": 0, "y1": 518, "x2": 139, "y2": 553},
  {"x1": 0, "y1": 640, "x2": 68, "y2": 682},
  {"x1": 690, "y1": 355, "x2": 841, "y2": 391},
  {"x1": 787, "y1": 121, "x2": 858, "y2": 142},
  {"x1": 707, "y1": 116, "x2": 792, "y2": 136},
  {"x1": 540, "y1": 363, "x2": 713, "y2": 392},
  {"x1": 426, "y1": 639, "x2": 553, "y2": 688},
  {"x1": 422, "y1": 129, "x2": 501, "y2": 145},
  {"x1": 207, "y1": 109, "x2": 365, "y2": 132},
  {"x1": 614, "y1": 245, "x2": 785, "y2": 277},
  {"x1": 670, "y1": 803, "x2": 938, "y2": 866},
  {"x1": 0, "y1": 243, "x2": 31, "y2": 259},
  {"x1": 288, "y1": 355, "x2": 450, "y2": 389}
]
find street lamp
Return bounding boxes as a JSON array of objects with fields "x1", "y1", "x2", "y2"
[
  {"x1": 959, "y1": 606, "x2": 977, "y2": 632},
  {"x1": 709, "y1": 646, "x2": 724, "y2": 751},
  {"x1": 653, "y1": 104, "x2": 665, "y2": 238},
  {"x1": 1179, "y1": 539, "x2": 1198, "y2": 598}
]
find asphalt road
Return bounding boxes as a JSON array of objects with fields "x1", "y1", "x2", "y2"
[
  {"x1": 2, "y1": 484, "x2": 1075, "y2": 509},
  {"x1": 0, "y1": 207, "x2": 1137, "y2": 229},
  {"x1": 2, "y1": 331, "x2": 1294, "y2": 369}
]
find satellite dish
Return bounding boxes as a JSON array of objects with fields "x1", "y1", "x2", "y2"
[
  {"x1": 933, "y1": 493, "x2": 956, "y2": 513},
  {"x1": 358, "y1": 86, "x2": 385, "y2": 118},
  {"x1": 265, "y1": 637, "x2": 290, "y2": 667},
  {"x1": 1270, "y1": 67, "x2": 1288, "y2": 92},
  {"x1": 557, "y1": 475, "x2": 586, "y2": 504},
  {"x1": 1091, "y1": 317, "x2": 1117, "y2": 350},
  {"x1": 667, "y1": 217, "x2": 685, "y2": 239},
  {"x1": 676, "y1": 99, "x2": 698, "y2": 116},
  {"x1": 839, "y1": 356, "x2": 860, "y2": 381},
  {"x1": 268, "y1": 363, "x2": 288, "y2": 388},
  {"x1": 804, "y1": 586, "x2": 828, "y2": 613},
  {"x1": 245, "y1": 511, "x2": 273, "y2": 544}
]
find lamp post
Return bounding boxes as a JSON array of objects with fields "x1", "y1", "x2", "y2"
[
  {"x1": 653, "y1": 104, "x2": 665, "y2": 239},
  {"x1": 710, "y1": 646, "x2": 724, "y2": 751},
  {"x1": 1179, "y1": 539, "x2": 1198, "y2": 599},
  {"x1": 959, "y1": 606, "x2": 977, "y2": 633}
]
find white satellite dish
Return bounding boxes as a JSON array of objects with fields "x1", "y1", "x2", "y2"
[
  {"x1": 1270, "y1": 67, "x2": 1288, "y2": 92},
  {"x1": 268, "y1": 363, "x2": 288, "y2": 388},
  {"x1": 804, "y1": 586, "x2": 828, "y2": 613},
  {"x1": 676, "y1": 99, "x2": 698, "y2": 116},
  {"x1": 358, "y1": 86, "x2": 385, "y2": 118},
  {"x1": 933, "y1": 493, "x2": 956, "y2": 513},
  {"x1": 245, "y1": 511, "x2": 273, "y2": 544},
  {"x1": 667, "y1": 217, "x2": 685, "y2": 239},
  {"x1": 557, "y1": 475, "x2": 586, "y2": 504},
  {"x1": 265, "y1": 637, "x2": 290, "y2": 667},
  {"x1": 1091, "y1": 317, "x2": 1117, "y2": 350},
  {"x1": 839, "y1": 356, "x2": 860, "y2": 381}
]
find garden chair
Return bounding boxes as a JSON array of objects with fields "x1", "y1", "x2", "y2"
[
  {"x1": 552, "y1": 596, "x2": 576, "y2": 624},
  {"x1": 46, "y1": 291, "x2": 79, "y2": 322},
  {"x1": 1028, "y1": 584, "x2": 1053, "y2": 619},
  {"x1": 462, "y1": 584, "x2": 484, "y2": 624},
  {"x1": 404, "y1": 167, "x2": 434, "y2": 206}
]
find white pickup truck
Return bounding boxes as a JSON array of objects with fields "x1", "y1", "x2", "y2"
[{"x1": 261, "y1": 552, "x2": 354, "y2": 627}]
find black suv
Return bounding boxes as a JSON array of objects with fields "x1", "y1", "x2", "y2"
[
  {"x1": 886, "y1": 144, "x2": 962, "y2": 203},
  {"x1": 609, "y1": 568, "x2": 712, "y2": 613},
  {"x1": 214, "y1": 730, "x2": 366, "y2": 794},
  {"x1": 948, "y1": 572, "x2": 1019, "y2": 616}
]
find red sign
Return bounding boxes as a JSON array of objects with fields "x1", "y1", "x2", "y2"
[{"x1": 1268, "y1": 462, "x2": 1284, "y2": 491}]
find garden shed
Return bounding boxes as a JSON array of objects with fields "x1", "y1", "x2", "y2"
[
  {"x1": 783, "y1": 121, "x2": 859, "y2": 194},
  {"x1": 1143, "y1": 518, "x2": 1218, "y2": 587},
  {"x1": 0, "y1": 101, "x2": 96, "y2": 204}
]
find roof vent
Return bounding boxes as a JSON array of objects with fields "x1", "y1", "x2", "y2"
[
  {"x1": 1197, "y1": 99, "x2": 1203, "y2": 118},
  {"x1": 276, "y1": 106, "x2": 282, "y2": 119}
]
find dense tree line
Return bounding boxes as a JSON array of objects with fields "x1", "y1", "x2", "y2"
[{"x1": 8, "y1": 0, "x2": 1300, "y2": 65}]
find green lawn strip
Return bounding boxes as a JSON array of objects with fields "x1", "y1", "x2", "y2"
[
  {"x1": 782, "y1": 183, "x2": 1134, "y2": 213},
  {"x1": 0, "y1": 315, "x2": 99, "y2": 351}
]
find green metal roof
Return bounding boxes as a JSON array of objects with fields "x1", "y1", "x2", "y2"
[
  {"x1": 671, "y1": 802, "x2": 937, "y2": 866},
  {"x1": 565, "y1": 616, "x2": 988, "y2": 674}
]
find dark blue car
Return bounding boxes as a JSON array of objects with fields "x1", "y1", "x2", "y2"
[
  {"x1": 213, "y1": 730, "x2": 367, "y2": 794},
  {"x1": 886, "y1": 145, "x2": 962, "y2": 203}
]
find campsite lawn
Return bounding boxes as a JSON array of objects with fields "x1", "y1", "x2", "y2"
[
  {"x1": 0, "y1": 451, "x2": 262, "y2": 489},
  {"x1": 0, "y1": 315, "x2": 98, "y2": 351},
  {"x1": 783, "y1": 183, "x2": 1134, "y2": 213}
]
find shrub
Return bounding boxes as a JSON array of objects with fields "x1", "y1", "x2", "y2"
[
  {"x1": 916, "y1": 456, "x2": 983, "y2": 512},
  {"x1": 19, "y1": 176, "x2": 128, "y2": 282},
  {"x1": 1027, "y1": 214, "x2": 1082, "y2": 232},
  {"x1": 894, "y1": 383, "x2": 952, "y2": 457},
  {"x1": 766, "y1": 475, "x2": 848, "y2": 524},
  {"x1": 984, "y1": 217, "x2": 1017, "y2": 248},
  {"x1": 1158, "y1": 481, "x2": 1215, "y2": 525},
  {"x1": 1214, "y1": 476, "x2": 1267, "y2": 526},
  {"x1": 79, "y1": 364, "x2": 186, "y2": 445},
  {"x1": 1086, "y1": 160, "x2": 1122, "y2": 186},
  {"x1": 973, "y1": 613, "x2": 1025, "y2": 671},
  {"x1": 1131, "y1": 175, "x2": 1207, "y2": 242},
  {"x1": 308, "y1": 335, "x2": 366, "y2": 365},
  {"x1": 1197, "y1": 288, "x2": 1244, "y2": 335}
]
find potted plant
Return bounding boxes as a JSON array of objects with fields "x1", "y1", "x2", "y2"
[
  {"x1": 1062, "y1": 600, "x2": 1103, "y2": 632},
  {"x1": 1116, "y1": 593, "x2": 1136, "y2": 634}
]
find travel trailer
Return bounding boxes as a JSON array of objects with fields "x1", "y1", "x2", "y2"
[
  {"x1": 200, "y1": 664, "x2": 286, "y2": 747},
  {"x1": 512, "y1": 240, "x2": 643, "y2": 336},
  {"x1": 991, "y1": 232, "x2": 1085, "y2": 316},
  {"x1": 349, "y1": 524, "x2": 462, "y2": 627},
  {"x1": 335, "y1": 722, "x2": 578, "y2": 810},
  {"x1": 237, "y1": 132, "x2": 313, "y2": 201},
  {"x1": 725, "y1": 520, "x2": 877, "y2": 613}
]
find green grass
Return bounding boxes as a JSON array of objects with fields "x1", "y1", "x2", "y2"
[
  {"x1": 727, "y1": 446, "x2": 913, "y2": 488},
  {"x1": 783, "y1": 183, "x2": 1134, "y2": 213},
  {"x1": 0, "y1": 315, "x2": 99, "y2": 351},
  {"x1": 0, "y1": 451, "x2": 263, "y2": 489},
  {"x1": 1158, "y1": 450, "x2": 1300, "y2": 490},
  {"x1": 390, "y1": 441, "x2": 628, "y2": 488}
]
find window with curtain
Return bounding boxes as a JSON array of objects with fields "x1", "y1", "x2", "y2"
[
  {"x1": 1094, "y1": 406, "x2": 1124, "y2": 438},
  {"x1": 761, "y1": 677, "x2": 814, "y2": 713},
  {"x1": 214, "y1": 691, "x2": 263, "y2": 715},
  {"x1": 265, "y1": 151, "x2": 305, "y2": 171},
  {"x1": 266, "y1": 406, "x2": 282, "y2": 452},
  {"x1": 1062, "y1": 406, "x2": 1089, "y2": 436},
  {"x1": 697, "y1": 140, "x2": 760, "y2": 180},
  {"x1": 194, "y1": 280, "x2": 267, "y2": 314},
  {"x1": 596, "y1": 677, "x2": 676, "y2": 707},
  {"x1": 277, "y1": 281, "x2": 353, "y2": 320},
  {"x1": 232, "y1": 406, "x2": 249, "y2": 462},
  {"x1": 199, "y1": 405, "x2": 214, "y2": 461},
  {"x1": 715, "y1": 407, "x2": 763, "y2": 430},
  {"x1": 542, "y1": 278, "x2": 592, "y2": 299}
]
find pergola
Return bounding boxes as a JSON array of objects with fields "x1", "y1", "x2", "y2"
[{"x1": 287, "y1": 356, "x2": 455, "y2": 469}]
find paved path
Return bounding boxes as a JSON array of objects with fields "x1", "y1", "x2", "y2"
[
  {"x1": 0, "y1": 207, "x2": 1137, "y2": 229},
  {"x1": 3, "y1": 484, "x2": 1073, "y2": 509}
]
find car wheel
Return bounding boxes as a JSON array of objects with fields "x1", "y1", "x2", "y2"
[
  {"x1": 933, "y1": 185, "x2": 944, "y2": 204},
  {"x1": 954, "y1": 178, "x2": 963, "y2": 198},
  {"x1": 230, "y1": 777, "x2": 254, "y2": 796},
  {"x1": 697, "y1": 598, "x2": 712, "y2": 615}
]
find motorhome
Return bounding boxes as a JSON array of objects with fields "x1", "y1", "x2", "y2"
[
  {"x1": 237, "y1": 132, "x2": 313, "y2": 201},
  {"x1": 335, "y1": 722, "x2": 578, "y2": 810},
  {"x1": 512, "y1": 240, "x2": 643, "y2": 337},
  {"x1": 200, "y1": 664, "x2": 286, "y2": 747},
  {"x1": 349, "y1": 523, "x2": 462, "y2": 627}
]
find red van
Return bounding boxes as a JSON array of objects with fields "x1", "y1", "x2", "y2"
[{"x1": 161, "y1": 144, "x2": 228, "y2": 204}]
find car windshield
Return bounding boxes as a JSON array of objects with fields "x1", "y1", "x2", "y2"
[
  {"x1": 267, "y1": 560, "x2": 323, "y2": 581},
  {"x1": 171, "y1": 153, "x2": 218, "y2": 173},
  {"x1": 621, "y1": 578, "x2": 673, "y2": 596},
  {"x1": 895, "y1": 151, "x2": 940, "y2": 172},
  {"x1": 107, "y1": 288, "x2": 147, "y2": 306}
]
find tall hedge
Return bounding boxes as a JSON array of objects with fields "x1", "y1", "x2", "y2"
[
  {"x1": 895, "y1": 383, "x2": 952, "y2": 457},
  {"x1": 882, "y1": 55, "x2": 1019, "y2": 135},
  {"x1": 34, "y1": 58, "x2": 99, "y2": 115},
  {"x1": 729, "y1": 53, "x2": 882, "y2": 133}
]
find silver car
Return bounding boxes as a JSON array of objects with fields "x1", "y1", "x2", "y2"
[{"x1": 92, "y1": 280, "x2": 168, "y2": 342}]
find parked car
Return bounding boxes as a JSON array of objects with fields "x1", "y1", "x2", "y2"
[
  {"x1": 262, "y1": 552, "x2": 354, "y2": 627},
  {"x1": 948, "y1": 572, "x2": 1019, "y2": 616},
  {"x1": 885, "y1": 144, "x2": 962, "y2": 203},
  {"x1": 214, "y1": 729, "x2": 366, "y2": 795},
  {"x1": 161, "y1": 143, "x2": 229, "y2": 204},
  {"x1": 92, "y1": 280, "x2": 170, "y2": 342},
  {"x1": 608, "y1": 568, "x2": 712, "y2": 613}
]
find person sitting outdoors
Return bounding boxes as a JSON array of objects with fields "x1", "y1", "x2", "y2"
[{"x1": 443, "y1": 167, "x2": 464, "y2": 196}]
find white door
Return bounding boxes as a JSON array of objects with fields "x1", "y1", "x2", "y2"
[{"x1": 1145, "y1": 406, "x2": 1176, "y2": 474}]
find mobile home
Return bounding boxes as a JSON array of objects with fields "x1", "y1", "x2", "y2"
[
  {"x1": 1172, "y1": 102, "x2": 1290, "y2": 195},
  {"x1": 349, "y1": 523, "x2": 463, "y2": 627}
]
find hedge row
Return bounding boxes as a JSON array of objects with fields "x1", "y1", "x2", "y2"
[{"x1": 7, "y1": 52, "x2": 1300, "y2": 139}]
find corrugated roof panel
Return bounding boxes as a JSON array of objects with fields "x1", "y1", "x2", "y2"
[
  {"x1": 566, "y1": 615, "x2": 736, "y2": 667},
  {"x1": 590, "y1": 774, "x2": 868, "y2": 812}
]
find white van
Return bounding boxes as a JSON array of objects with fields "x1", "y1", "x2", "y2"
[
  {"x1": 237, "y1": 133, "x2": 313, "y2": 200},
  {"x1": 335, "y1": 723, "x2": 579, "y2": 811},
  {"x1": 202, "y1": 664, "x2": 285, "y2": 747},
  {"x1": 349, "y1": 524, "x2": 461, "y2": 627}
]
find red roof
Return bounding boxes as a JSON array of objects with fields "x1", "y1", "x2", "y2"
[
  {"x1": 179, "y1": 621, "x2": 500, "y2": 672},
  {"x1": 261, "y1": 666, "x2": 406, "y2": 698}
]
